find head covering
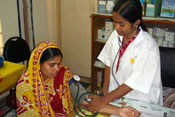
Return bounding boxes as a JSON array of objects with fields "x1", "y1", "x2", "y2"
[{"x1": 16, "y1": 41, "x2": 73, "y2": 116}]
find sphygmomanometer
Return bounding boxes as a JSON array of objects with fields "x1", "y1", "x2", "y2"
[{"x1": 69, "y1": 75, "x2": 103, "y2": 116}]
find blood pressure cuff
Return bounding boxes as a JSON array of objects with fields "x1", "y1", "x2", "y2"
[
  {"x1": 69, "y1": 80, "x2": 87, "y2": 104},
  {"x1": 159, "y1": 47, "x2": 175, "y2": 88}
]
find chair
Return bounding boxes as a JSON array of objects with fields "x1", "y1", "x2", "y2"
[
  {"x1": 3, "y1": 36, "x2": 30, "y2": 109},
  {"x1": 159, "y1": 47, "x2": 175, "y2": 108},
  {"x1": 159, "y1": 47, "x2": 175, "y2": 88},
  {"x1": 3, "y1": 36, "x2": 30, "y2": 63}
]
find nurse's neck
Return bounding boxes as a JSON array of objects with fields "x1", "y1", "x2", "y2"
[{"x1": 123, "y1": 28, "x2": 139, "y2": 43}]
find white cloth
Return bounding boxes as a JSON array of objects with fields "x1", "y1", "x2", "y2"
[{"x1": 98, "y1": 27, "x2": 163, "y2": 105}]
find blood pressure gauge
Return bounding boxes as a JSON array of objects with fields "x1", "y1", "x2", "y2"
[{"x1": 73, "y1": 75, "x2": 80, "y2": 82}]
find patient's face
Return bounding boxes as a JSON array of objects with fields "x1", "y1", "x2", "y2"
[{"x1": 40, "y1": 55, "x2": 62, "y2": 81}]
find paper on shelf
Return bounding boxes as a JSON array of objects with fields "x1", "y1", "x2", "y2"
[{"x1": 94, "y1": 61, "x2": 104, "y2": 68}]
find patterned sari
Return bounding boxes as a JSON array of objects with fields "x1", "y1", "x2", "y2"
[{"x1": 16, "y1": 41, "x2": 73, "y2": 117}]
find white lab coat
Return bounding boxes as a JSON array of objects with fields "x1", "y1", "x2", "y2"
[{"x1": 98, "y1": 27, "x2": 163, "y2": 105}]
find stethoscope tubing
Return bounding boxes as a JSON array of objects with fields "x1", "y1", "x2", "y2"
[
  {"x1": 112, "y1": 36, "x2": 130, "y2": 86},
  {"x1": 111, "y1": 36, "x2": 122, "y2": 86}
]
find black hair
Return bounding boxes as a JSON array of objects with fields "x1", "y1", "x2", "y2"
[
  {"x1": 113, "y1": 0, "x2": 147, "y2": 31},
  {"x1": 40, "y1": 48, "x2": 63, "y2": 63}
]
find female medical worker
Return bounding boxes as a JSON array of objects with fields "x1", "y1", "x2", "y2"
[{"x1": 86, "y1": 0, "x2": 163, "y2": 113}]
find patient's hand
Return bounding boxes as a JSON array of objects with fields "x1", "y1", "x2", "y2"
[
  {"x1": 102, "y1": 87, "x2": 109, "y2": 95},
  {"x1": 120, "y1": 106, "x2": 141, "y2": 117}
]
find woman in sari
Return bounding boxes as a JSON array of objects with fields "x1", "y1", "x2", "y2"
[
  {"x1": 16, "y1": 41, "x2": 140, "y2": 117},
  {"x1": 16, "y1": 41, "x2": 73, "y2": 116}
]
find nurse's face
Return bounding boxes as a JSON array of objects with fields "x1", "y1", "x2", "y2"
[
  {"x1": 40, "y1": 55, "x2": 62, "y2": 81},
  {"x1": 112, "y1": 12, "x2": 136, "y2": 38}
]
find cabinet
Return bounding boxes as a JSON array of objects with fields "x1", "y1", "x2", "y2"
[{"x1": 91, "y1": 12, "x2": 175, "y2": 90}]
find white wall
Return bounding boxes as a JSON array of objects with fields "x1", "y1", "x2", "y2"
[
  {"x1": 0, "y1": 0, "x2": 96, "y2": 78},
  {"x1": 32, "y1": 0, "x2": 56, "y2": 46},
  {"x1": 0, "y1": 0, "x2": 57, "y2": 49},
  {"x1": 0, "y1": 0, "x2": 20, "y2": 43},
  {"x1": 60, "y1": 0, "x2": 95, "y2": 77}
]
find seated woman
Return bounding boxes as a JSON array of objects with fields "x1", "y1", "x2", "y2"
[{"x1": 16, "y1": 41, "x2": 140, "y2": 117}]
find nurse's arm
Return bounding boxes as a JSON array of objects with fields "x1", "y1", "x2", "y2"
[
  {"x1": 102, "y1": 65, "x2": 110, "y2": 95},
  {"x1": 103, "y1": 84, "x2": 133, "y2": 104},
  {"x1": 87, "y1": 84, "x2": 133, "y2": 113}
]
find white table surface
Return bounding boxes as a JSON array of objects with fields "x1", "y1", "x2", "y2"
[{"x1": 110, "y1": 98, "x2": 175, "y2": 117}]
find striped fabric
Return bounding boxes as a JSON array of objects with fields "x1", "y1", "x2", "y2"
[{"x1": 163, "y1": 89, "x2": 175, "y2": 109}]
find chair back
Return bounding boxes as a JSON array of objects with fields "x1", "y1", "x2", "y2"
[
  {"x1": 3, "y1": 37, "x2": 30, "y2": 63},
  {"x1": 160, "y1": 47, "x2": 175, "y2": 88}
]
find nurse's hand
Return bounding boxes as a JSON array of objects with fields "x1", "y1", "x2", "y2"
[
  {"x1": 119, "y1": 106, "x2": 141, "y2": 117},
  {"x1": 86, "y1": 94, "x2": 107, "y2": 113},
  {"x1": 102, "y1": 87, "x2": 109, "y2": 95}
]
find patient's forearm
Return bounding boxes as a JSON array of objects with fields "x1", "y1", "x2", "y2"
[
  {"x1": 83, "y1": 101, "x2": 120, "y2": 115},
  {"x1": 98, "y1": 104, "x2": 120, "y2": 115},
  {"x1": 83, "y1": 101, "x2": 140, "y2": 117}
]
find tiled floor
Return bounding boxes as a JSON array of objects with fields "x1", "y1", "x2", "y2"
[{"x1": 0, "y1": 92, "x2": 16, "y2": 117}]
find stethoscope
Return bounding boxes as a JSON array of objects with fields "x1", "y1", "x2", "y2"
[
  {"x1": 111, "y1": 36, "x2": 123, "y2": 86},
  {"x1": 110, "y1": 36, "x2": 124, "y2": 102},
  {"x1": 111, "y1": 29, "x2": 138, "y2": 86}
]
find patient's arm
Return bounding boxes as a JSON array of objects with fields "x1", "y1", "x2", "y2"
[
  {"x1": 83, "y1": 101, "x2": 141, "y2": 117},
  {"x1": 99, "y1": 104, "x2": 140, "y2": 117}
]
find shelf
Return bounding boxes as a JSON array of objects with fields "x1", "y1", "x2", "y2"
[
  {"x1": 143, "y1": 17, "x2": 175, "y2": 24},
  {"x1": 91, "y1": 12, "x2": 175, "y2": 90},
  {"x1": 94, "y1": 39, "x2": 106, "y2": 44},
  {"x1": 94, "y1": 66, "x2": 105, "y2": 69},
  {"x1": 92, "y1": 12, "x2": 113, "y2": 18},
  {"x1": 92, "y1": 12, "x2": 175, "y2": 24}
]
